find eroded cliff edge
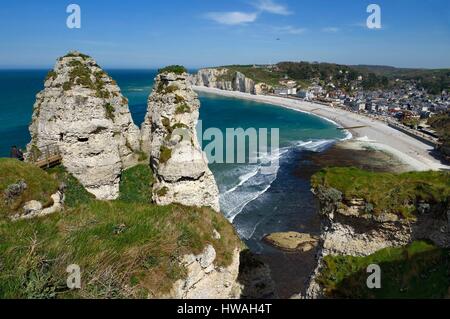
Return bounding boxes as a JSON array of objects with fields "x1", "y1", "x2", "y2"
[
  {"x1": 304, "y1": 168, "x2": 450, "y2": 299},
  {"x1": 26, "y1": 51, "x2": 141, "y2": 200}
]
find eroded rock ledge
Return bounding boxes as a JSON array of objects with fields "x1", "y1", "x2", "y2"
[{"x1": 168, "y1": 245, "x2": 242, "y2": 299}]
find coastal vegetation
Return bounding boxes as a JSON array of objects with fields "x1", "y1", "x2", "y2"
[
  {"x1": 0, "y1": 159, "x2": 59, "y2": 218},
  {"x1": 214, "y1": 62, "x2": 449, "y2": 94},
  {"x1": 218, "y1": 66, "x2": 282, "y2": 86},
  {"x1": 159, "y1": 146, "x2": 172, "y2": 164},
  {"x1": 317, "y1": 241, "x2": 450, "y2": 299},
  {"x1": 175, "y1": 103, "x2": 191, "y2": 114},
  {"x1": 0, "y1": 161, "x2": 240, "y2": 298},
  {"x1": 158, "y1": 65, "x2": 187, "y2": 75},
  {"x1": 311, "y1": 167, "x2": 450, "y2": 218}
]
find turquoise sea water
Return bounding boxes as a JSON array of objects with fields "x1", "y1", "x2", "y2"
[{"x1": 0, "y1": 70, "x2": 345, "y2": 250}]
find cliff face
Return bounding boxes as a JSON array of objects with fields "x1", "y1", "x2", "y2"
[
  {"x1": 26, "y1": 52, "x2": 141, "y2": 200},
  {"x1": 305, "y1": 185, "x2": 450, "y2": 298},
  {"x1": 142, "y1": 71, "x2": 220, "y2": 212},
  {"x1": 191, "y1": 68, "x2": 259, "y2": 94},
  {"x1": 169, "y1": 245, "x2": 241, "y2": 299}
]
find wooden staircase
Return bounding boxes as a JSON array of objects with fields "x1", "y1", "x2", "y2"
[{"x1": 29, "y1": 144, "x2": 62, "y2": 169}]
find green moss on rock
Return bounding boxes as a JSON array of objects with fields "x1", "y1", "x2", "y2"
[{"x1": 159, "y1": 146, "x2": 172, "y2": 164}]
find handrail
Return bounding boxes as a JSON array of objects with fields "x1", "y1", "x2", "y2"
[{"x1": 27, "y1": 143, "x2": 62, "y2": 169}]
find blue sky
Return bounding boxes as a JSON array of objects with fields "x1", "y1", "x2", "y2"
[{"x1": 0, "y1": 0, "x2": 449, "y2": 69}]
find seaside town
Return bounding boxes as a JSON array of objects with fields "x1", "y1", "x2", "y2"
[{"x1": 265, "y1": 65, "x2": 450, "y2": 151}]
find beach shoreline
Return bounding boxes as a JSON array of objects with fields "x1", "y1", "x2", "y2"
[{"x1": 194, "y1": 86, "x2": 449, "y2": 172}]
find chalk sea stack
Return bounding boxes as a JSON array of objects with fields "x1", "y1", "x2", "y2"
[
  {"x1": 26, "y1": 51, "x2": 141, "y2": 200},
  {"x1": 141, "y1": 66, "x2": 220, "y2": 211}
]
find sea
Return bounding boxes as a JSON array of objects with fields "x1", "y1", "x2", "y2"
[{"x1": 0, "y1": 70, "x2": 347, "y2": 296}]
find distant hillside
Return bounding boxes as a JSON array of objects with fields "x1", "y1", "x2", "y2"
[
  {"x1": 212, "y1": 61, "x2": 450, "y2": 94},
  {"x1": 352, "y1": 65, "x2": 450, "y2": 94}
]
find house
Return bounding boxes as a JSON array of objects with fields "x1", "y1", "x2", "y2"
[
  {"x1": 274, "y1": 87, "x2": 297, "y2": 96},
  {"x1": 351, "y1": 100, "x2": 366, "y2": 112},
  {"x1": 297, "y1": 90, "x2": 314, "y2": 100}
]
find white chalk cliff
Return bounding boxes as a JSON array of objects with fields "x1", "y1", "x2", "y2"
[
  {"x1": 26, "y1": 51, "x2": 141, "y2": 200},
  {"x1": 142, "y1": 70, "x2": 220, "y2": 212},
  {"x1": 191, "y1": 68, "x2": 263, "y2": 95}
]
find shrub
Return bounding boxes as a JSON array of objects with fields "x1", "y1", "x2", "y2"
[
  {"x1": 164, "y1": 85, "x2": 178, "y2": 94},
  {"x1": 64, "y1": 51, "x2": 91, "y2": 60},
  {"x1": 158, "y1": 65, "x2": 187, "y2": 75}
]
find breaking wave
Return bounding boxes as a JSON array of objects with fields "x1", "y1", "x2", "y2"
[{"x1": 219, "y1": 137, "x2": 343, "y2": 223}]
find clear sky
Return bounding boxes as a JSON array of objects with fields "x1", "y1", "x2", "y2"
[{"x1": 0, "y1": 0, "x2": 449, "y2": 69}]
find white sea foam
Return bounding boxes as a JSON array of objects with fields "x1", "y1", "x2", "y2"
[
  {"x1": 224, "y1": 168, "x2": 259, "y2": 195},
  {"x1": 296, "y1": 139, "x2": 336, "y2": 152},
  {"x1": 220, "y1": 147, "x2": 289, "y2": 222},
  {"x1": 220, "y1": 138, "x2": 342, "y2": 223}
]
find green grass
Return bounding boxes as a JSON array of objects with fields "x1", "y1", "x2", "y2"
[
  {"x1": 0, "y1": 162, "x2": 240, "y2": 299},
  {"x1": 156, "y1": 187, "x2": 168, "y2": 197},
  {"x1": 311, "y1": 167, "x2": 450, "y2": 218},
  {"x1": 0, "y1": 202, "x2": 239, "y2": 299},
  {"x1": 317, "y1": 241, "x2": 450, "y2": 299},
  {"x1": 47, "y1": 166, "x2": 95, "y2": 208},
  {"x1": 158, "y1": 65, "x2": 187, "y2": 75},
  {"x1": 118, "y1": 165, "x2": 153, "y2": 204},
  {"x1": 0, "y1": 159, "x2": 59, "y2": 218},
  {"x1": 64, "y1": 52, "x2": 90, "y2": 60}
]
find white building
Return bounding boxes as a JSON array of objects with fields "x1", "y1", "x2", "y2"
[
  {"x1": 297, "y1": 90, "x2": 314, "y2": 100},
  {"x1": 275, "y1": 87, "x2": 297, "y2": 96}
]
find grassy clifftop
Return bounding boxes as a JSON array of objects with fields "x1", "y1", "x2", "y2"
[
  {"x1": 311, "y1": 167, "x2": 450, "y2": 218},
  {"x1": 0, "y1": 159, "x2": 59, "y2": 218},
  {"x1": 0, "y1": 162, "x2": 240, "y2": 299},
  {"x1": 317, "y1": 241, "x2": 450, "y2": 299}
]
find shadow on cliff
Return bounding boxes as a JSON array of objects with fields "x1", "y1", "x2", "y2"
[
  {"x1": 237, "y1": 249, "x2": 278, "y2": 299},
  {"x1": 319, "y1": 242, "x2": 450, "y2": 299}
]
